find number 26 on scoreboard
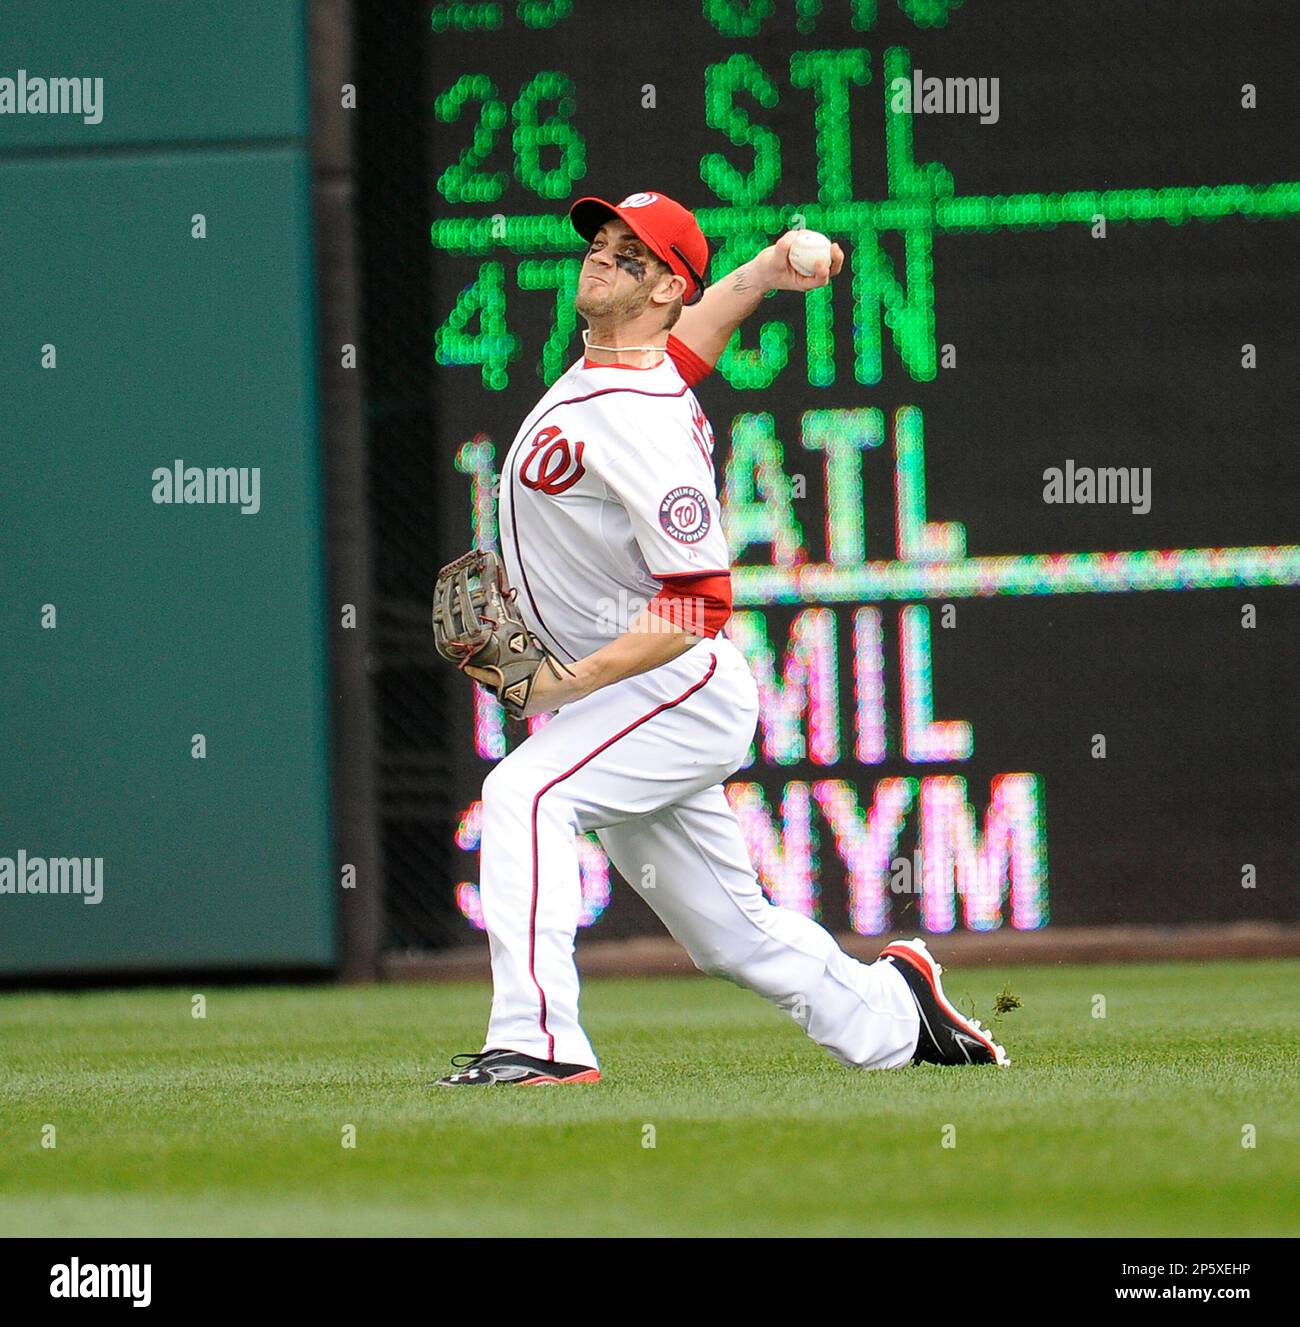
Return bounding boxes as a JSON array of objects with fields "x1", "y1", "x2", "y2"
[{"x1": 434, "y1": 71, "x2": 585, "y2": 203}]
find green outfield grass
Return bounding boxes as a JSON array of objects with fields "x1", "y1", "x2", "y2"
[{"x1": 1, "y1": 960, "x2": 1296, "y2": 1237}]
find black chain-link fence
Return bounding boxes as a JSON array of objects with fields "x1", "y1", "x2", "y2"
[{"x1": 354, "y1": 0, "x2": 468, "y2": 951}]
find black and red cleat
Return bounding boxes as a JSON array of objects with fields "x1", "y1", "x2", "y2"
[
  {"x1": 434, "y1": 1049, "x2": 601, "y2": 1087},
  {"x1": 880, "y1": 938, "x2": 1011, "y2": 1068}
]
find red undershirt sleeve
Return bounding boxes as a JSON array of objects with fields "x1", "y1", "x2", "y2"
[
  {"x1": 646, "y1": 570, "x2": 732, "y2": 638},
  {"x1": 665, "y1": 334, "x2": 713, "y2": 388}
]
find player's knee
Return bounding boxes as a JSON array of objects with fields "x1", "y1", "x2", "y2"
[
  {"x1": 689, "y1": 946, "x2": 729, "y2": 979},
  {"x1": 689, "y1": 938, "x2": 756, "y2": 983},
  {"x1": 480, "y1": 756, "x2": 533, "y2": 822},
  {"x1": 697, "y1": 943, "x2": 792, "y2": 1002},
  {"x1": 481, "y1": 754, "x2": 576, "y2": 836}
]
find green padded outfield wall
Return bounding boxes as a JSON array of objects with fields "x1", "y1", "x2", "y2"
[{"x1": 0, "y1": 3, "x2": 335, "y2": 974}]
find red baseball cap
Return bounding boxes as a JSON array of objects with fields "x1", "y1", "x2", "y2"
[{"x1": 569, "y1": 191, "x2": 709, "y2": 305}]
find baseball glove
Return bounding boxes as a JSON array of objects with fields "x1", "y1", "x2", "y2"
[{"x1": 432, "y1": 549, "x2": 572, "y2": 718}]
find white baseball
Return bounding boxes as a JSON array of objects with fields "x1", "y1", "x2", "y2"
[{"x1": 787, "y1": 229, "x2": 832, "y2": 277}]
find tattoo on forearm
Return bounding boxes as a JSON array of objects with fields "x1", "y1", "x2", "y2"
[{"x1": 731, "y1": 264, "x2": 753, "y2": 293}]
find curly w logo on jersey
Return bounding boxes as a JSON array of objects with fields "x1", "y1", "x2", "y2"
[{"x1": 519, "y1": 424, "x2": 586, "y2": 494}]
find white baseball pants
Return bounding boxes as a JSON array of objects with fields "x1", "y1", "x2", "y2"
[{"x1": 475, "y1": 636, "x2": 920, "y2": 1071}]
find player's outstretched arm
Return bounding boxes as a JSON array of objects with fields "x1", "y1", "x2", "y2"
[
  {"x1": 670, "y1": 230, "x2": 845, "y2": 369},
  {"x1": 467, "y1": 607, "x2": 700, "y2": 718}
]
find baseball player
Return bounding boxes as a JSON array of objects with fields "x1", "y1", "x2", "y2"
[{"x1": 435, "y1": 191, "x2": 1009, "y2": 1086}]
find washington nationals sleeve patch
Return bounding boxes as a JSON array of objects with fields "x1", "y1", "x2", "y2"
[{"x1": 658, "y1": 486, "x2": 711, "y2": 543}]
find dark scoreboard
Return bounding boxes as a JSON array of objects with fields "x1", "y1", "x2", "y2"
[{"x1": 419, "y1": 0, "x2": 1300, "y2": 941}]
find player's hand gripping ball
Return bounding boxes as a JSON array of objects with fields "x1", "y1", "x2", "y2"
[
  {"x1": 432, "y1": 549, "x2": 573, "y2": 718},
  {"x1": 765, "y1": 228, "x2": 843, "y2": 290},
  {"x1": 787, "y1": 229, "x2": 833, "y2": 277}
]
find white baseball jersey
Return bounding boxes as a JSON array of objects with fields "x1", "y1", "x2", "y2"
[
  {"x1": 497, "y1": 347, "x2": 728, "y2": 661},
  {"x1": 471, "y1": 338, "x2": 921, "y2": 1077}
]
